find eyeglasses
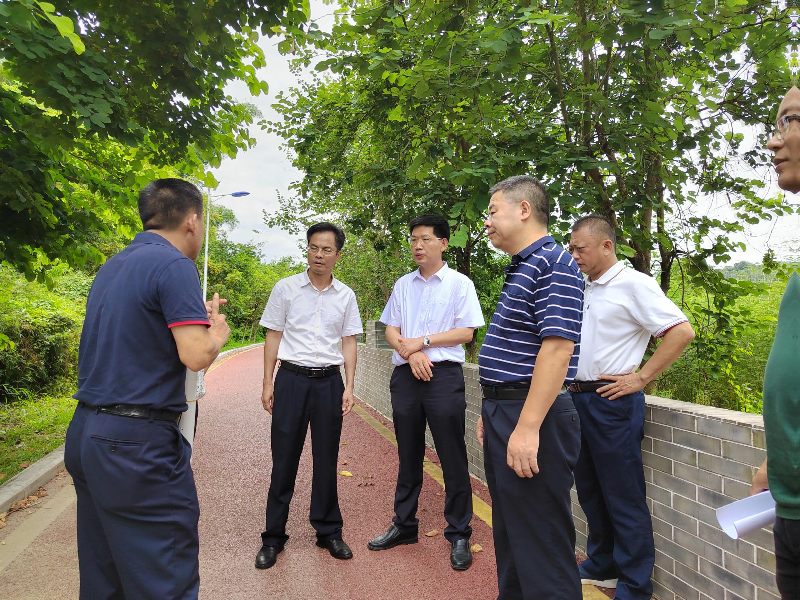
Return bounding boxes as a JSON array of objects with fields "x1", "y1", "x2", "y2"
[
  {"x1": 407, "y1": 236, "x2": 442, "y2": 245},
  {"x1": 308, "y1": 245, "x2": 336, "y2": 255},
  {"x1": 773, "y1": 114, "x2": 800, "y2": 140}
]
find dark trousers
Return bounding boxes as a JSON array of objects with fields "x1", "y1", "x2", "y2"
[
  {"x1": 482, "y1": 393, "x2": 582, "y2": 600},
  {"x1": 65, "y1": 402, "x2": 199, "y2": 600},
  {"x1": 262, "y1": 367, "x2": 345, "y2": 547},
  {"x1": 572, "y1": 390, "x2": 653, "y2": 600},
  {"x1": 775, "y1": 516, "x2": 800, "y2": 599},
  {"x1": 390, "y1": 362, "x2": 473, "y2": 542}
]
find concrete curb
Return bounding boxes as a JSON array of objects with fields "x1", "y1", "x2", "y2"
[
  {"x1": 0, "y1": 445, "x2": 65, "y2": 514},
  {"x1": 0, "y1": 342, "x2": 264, "y2": 514}
]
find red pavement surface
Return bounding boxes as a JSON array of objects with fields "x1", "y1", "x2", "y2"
[
  {"x1": 194, "y1": 346, "x2": 499, "y2": 600},
  {"x1": 0, "y1": 346, "x2": 612, "y2": 600}
]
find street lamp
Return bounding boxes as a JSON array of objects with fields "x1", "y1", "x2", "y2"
[
  {"x1": 182, "y1": 189, "x2": 250, "y2": 450},
  {"x1": 202, "y1": 190, "x2": 250, "y2": 300}
]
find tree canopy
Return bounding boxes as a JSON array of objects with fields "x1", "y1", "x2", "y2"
[
  {"x1": 268, "y1": 0, "x2": 796, "y2": 401},
  {"x1": 1, "y1": 0, "x2": 307, "y2": 281}
]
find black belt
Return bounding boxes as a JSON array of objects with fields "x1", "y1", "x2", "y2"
[
  {"x1": 280, "y1": 361, "x2": 340, "y2": 378},
  {"x1": 567, "y1": 380, "x2": 613, "y2": 393},
  {"x1": 481, "y1": 384, "x2": 569, "y2": 400},
  {"x1": 399, "y1": 360, "x2": 462, "y2": 368},
  {"x1": 86, "y1": 403, "x2": 181, "y2": 423}
]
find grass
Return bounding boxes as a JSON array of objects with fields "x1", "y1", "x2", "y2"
[
  {"x1": 0, "y1": 394, "x2": 76, "y2": 482},
  {"x1": 221, "y1": 326, "x2": 265, "y2": 352}
]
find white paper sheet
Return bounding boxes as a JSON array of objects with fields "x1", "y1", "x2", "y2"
[
  {"x1": 179, "y1": 369, "x2": 205, "y2": 446},
  {"x1": 716, "y1": 491, "x2": 776, "y2": 539}
]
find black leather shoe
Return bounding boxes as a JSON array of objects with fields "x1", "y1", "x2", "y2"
[
  {"x1": 367, "y1": 524, "x2": 419, "y2": 551},
  {"x1": 255, "y1": 544, "x2": 283, "y2": 569},
  {"x1": 316, "y1": 538, "x2": 353, "y2": 559},
  {"x1": 450, "y1": 539, "x2": 473, "y2": 571}
]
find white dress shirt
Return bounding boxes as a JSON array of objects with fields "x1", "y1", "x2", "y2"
[
  {"x1": 379, "y1": 263, "x2": 485, "y2": 366},
  {"x1": 575, "y1": 261, "x2": 688, "y2": 381},
  {"x1": 260, "y1": 270, "x2": 363, "y2": 367}
]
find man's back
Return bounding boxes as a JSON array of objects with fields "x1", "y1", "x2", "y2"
[{"x1": 76, "y1": 231, "x2": 207, "y2": 410}]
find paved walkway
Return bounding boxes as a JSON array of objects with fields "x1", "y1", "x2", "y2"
[{"x1": 0, "y1": 347, "x2": 609, "y2": 599}]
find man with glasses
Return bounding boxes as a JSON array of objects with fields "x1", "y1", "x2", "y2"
[
  {"x1": 477, "y1": 175, "x2": 584, "y2": 599},
  {"x1": 255, "y1": 222, "x2": 363, "y2": 569},
  {"x1": 749, "y1": 86, "x2": 800, "y2": 600},
  {"x1": 367, "y1": 214, "x2": 484, "y2": 571}
]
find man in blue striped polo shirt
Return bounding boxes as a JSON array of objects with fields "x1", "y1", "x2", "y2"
[{"x1": 477, "y1": 175, "x2": 584, "y2": 600}]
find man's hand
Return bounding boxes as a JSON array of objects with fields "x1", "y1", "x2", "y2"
[
  {"x1": 262, "y1": 383, "x2": 275, "y2": 414},
  {"x1": 408, "y1": 351, "x2": 434, "y2": 381},
  {"x1": 397, "y1": 336, "x2": 424, "y2": 359},
  {"x1": 506, "y1": 423, "x2": 540, "y2": 477},
  {"x1": 208, "y1": 293, "x2": 231, "y2": 347},
  {"x1": 342, "y1": 387, "x2": 355, "y2": 416},
  {"x1": 205, "y1": 296, "x2": 228, "y2": 319},
  {"x1": 477, "y1": 416, "x2": 484, "y2": 447},
  {"x1": 598, "y1": 372, "x2": 647, "y2": 400},
  {"x1": 750, "y1": 459, "x2": 768, "y2": 496}
]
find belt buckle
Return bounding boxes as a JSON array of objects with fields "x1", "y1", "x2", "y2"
[{"x1": 308, "y1": 367, "x2": 325, "y2": 378}]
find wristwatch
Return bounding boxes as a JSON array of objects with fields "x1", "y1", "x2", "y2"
[{"x1": 423, "y1": 334, "x2": 431, "y2": 348}]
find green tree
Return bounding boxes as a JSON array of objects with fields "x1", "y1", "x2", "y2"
[
  {"x1": 200, "y1": 205, "x2": 304, "y2": 344},
  {"x1": 269, "y1": 0, "x2": 795, "y2": 398},
  {"x1": 1, "y1": 0, "x2": 308, "y2": 281}
]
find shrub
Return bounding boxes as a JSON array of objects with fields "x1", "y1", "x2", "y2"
[{"x1": 0, "y1": 266, "x2": 86, "y2": 401}]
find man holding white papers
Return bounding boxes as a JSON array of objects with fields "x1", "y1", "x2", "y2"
[
  {"x1": 567, "y1": 215, "x2": 694, "y2": 600},
  {"x1": 750, "y1": 87, "x2": 800, "y2": 599},
  {"x1": 65, "y1": 179, "x2": 231, "y2": 599}
]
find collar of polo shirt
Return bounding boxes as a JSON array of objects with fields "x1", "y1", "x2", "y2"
[
  {"x1": 587, "y1": 260, "x2": 625, "y2": 285},
  {"x1": 513, "y1": 236, "x2": 551, "y2": 263}
]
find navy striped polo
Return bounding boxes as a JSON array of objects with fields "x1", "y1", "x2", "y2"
[{"x1": 478, "y1": 236, "x2": 584, "y2": 385}]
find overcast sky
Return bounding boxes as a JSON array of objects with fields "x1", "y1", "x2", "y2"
[{"x1": 210, "y1": 4, "x2": 799, "y2": 266}]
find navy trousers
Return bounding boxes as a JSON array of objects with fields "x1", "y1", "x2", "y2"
[
  {"x1": 572, "y1": 390, "x2": 653, "y2": 600},
  {"x1": 775, "y1": 516, "x2": 800, "y2": 599},
  {"x1": 65, "y1": 402, "x2": 199, "y2": 600},
  {"x1": 390, "y1": 362, "x2": 473, "y2": 542},
  {"x1": 262, "y1": 367, "x2": 345, "y2": 547},
  {"x1": 482, "y1": 393, "x2": 582, "y2": 600}
]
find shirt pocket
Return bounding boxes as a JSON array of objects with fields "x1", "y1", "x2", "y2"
[
  {"x1": 501, "y1": 291, "x2": 535, "y2": 334},
  {"x1": 432, "y1": 296, "x2": 455, "y2": 326},
  {"x1": 324, "y1": 305, "x2": 345, "y2": 337}
]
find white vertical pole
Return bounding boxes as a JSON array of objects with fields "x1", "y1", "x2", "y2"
[{"x1": 181, "y1": 190, "x2": 212, "y2": 447}]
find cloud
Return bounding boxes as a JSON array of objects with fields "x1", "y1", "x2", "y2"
[{"x1": 210, "y1": 2, "x2": 335, "y2": 262}]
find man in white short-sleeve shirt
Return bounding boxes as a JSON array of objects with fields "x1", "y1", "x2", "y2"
[
  {"x1": 567, "y1": 215, "x2": 695, "y2": 600},
  {"x1": 367, "y1": 214, "x2": 485, "y2": 571},
  {"x1": 254, "y1": 222, "x2": 363, "y2": 570}
]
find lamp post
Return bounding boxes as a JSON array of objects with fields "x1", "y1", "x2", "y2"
[
  {"x1": 181, "y1": 189, "x2": 250, "y2": 448},
  {"x1": 202, "y1": 190, "x2": 250, "y2": 300}
]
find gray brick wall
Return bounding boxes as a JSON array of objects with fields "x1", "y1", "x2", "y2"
[{"x1": 355, "y1": 321, "x2": 779, "y2": 600}]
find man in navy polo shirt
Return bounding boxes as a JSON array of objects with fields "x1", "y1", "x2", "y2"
[
  {"x1": 477, "y1": 175, "x2": 584, "y2": 599},
  {"x1": 65, "y1": 178, "x2": 231, "y2": 600}
]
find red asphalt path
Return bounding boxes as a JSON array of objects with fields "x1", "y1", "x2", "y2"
[
  {"x1": 0, "y1": 346, "x2": 614, "y2": 600},
  {"x1": 194, "y1": 346, "x2": 498, "y2": 600}
]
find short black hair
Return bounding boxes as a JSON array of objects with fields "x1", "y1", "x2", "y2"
[
  {"x1": 408, "y1": 214, "x2": 450, "y2": 241},
  {"x1": 489, "y1": 175, "x2": 549, "y2": 227},
  {"x1": 572, "y1": 214, "x2": 616, "y2": 250},
  {"x1": 138, "y1": 178, "x2": 203, "y2": 231},
  {"x1": 307, "y1": 222, "x2": 346, "y2": 251}
]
